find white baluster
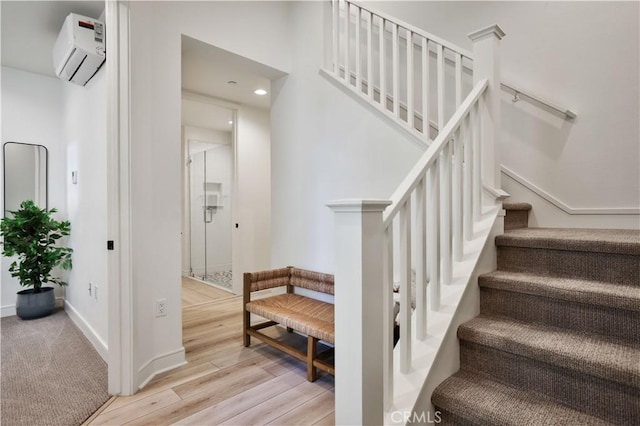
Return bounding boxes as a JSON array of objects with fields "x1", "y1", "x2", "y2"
[
  {"x1": 472, "y1": 103, "x2": 482, "y2": 221},
  {"x1": 406, "y1": 29, "x2": 414, "y2": 129},
  {"x1": 392, "y1": 23, "x2": 399, "y2": 117},
  {"x1": 427, "y1": 162, "x2": 440, "y2": 310},
  {"x1": 455, "y1": 53, "x2": 463, "y2": 107},
  {"x1": 344, "y1": 1, "x2": 350, "y2": 85},
  {"x1": 332, "y1": 0, "x2": 339, "y2": 74},
  {"x1": 437, "y1": 44, "x2": 445, "y2": 130},
  {"x1": 452, "y1": 128, "x2": 464, "y2": 261},
  {"x1": 440, "y1": 142, "x2": 452, "y2": 285},
  {"x1": 415, "y1": 177, "x2": 427, "y2": 340},
  {"x1": 463, "y1": 113, "x2": 474, "y2": 240},
  {"x1": 383, "y1": 225, "x2": 394, "y2": 411},
  {"x1": 379, "y1": 16, "x2": 386, "y2": 110},
  {"x1": 355, "y1": 5, "x2": 361, "y2": 92},
  {"x1": 367, "y1": 11, "x2": 373, "y2": 99},
  {"x1": 453, "y1": 53, "x2": 464, "y2": 257},
  {"x1": 399, "y1": 199, "x2": 412, "y2": 373},
  {"x1": 421, "y1": 37, "x2": 430, "y2": 141}
]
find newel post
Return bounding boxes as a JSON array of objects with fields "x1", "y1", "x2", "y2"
[
  {"x1": 468, "y1": 25, "x2": 505, "y2": 193},
  {"x1": 327, "y1": 199, "x2": 391, "y2": 426}
]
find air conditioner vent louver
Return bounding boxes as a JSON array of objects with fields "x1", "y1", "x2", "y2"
[{"x1": 53, "y1": 13, "x2": 105, "y2": 86}]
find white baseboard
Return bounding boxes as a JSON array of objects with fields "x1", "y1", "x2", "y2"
[
  {"x1": 137, "y1": 347, "x2": 186, "y2": 390},
  {"x1": 502, "y1": 168, "x2": 640, "y2": 229},
  {"x1": 64, "y1": 300, "x2": 109, "y2": 362},
  {"x1": 1, "y1": 305, "x2": 16, "y2": 318},
  {"x1": 1, "y1": 296, "x2": 65, "y2": 318}
]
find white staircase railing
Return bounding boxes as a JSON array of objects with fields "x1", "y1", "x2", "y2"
[
  {"x1": 325, "y1": 0, "x2": 475, "y2": 143},
  {"x1": 325, "y1": 1, "x2": 508, "y2": 424}
]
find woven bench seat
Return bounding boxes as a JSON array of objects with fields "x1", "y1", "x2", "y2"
[
  {"x1": 243, "y1": 267, "x2": 335, "y2": 381},
  {"x1": 246, "y1": 294, "x2": 335, "y2": 344}
]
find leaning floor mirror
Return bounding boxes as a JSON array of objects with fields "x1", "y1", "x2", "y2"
[{"x1": 3, "y1": 142, "x2": 48, "y2": 216}]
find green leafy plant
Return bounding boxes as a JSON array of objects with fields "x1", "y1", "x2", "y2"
[{"x1": 0, "y1": 200, "x2": 73, "y2": 292}]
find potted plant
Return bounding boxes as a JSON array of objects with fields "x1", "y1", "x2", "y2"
[{"x1": 0, "y1": 200, "x2": 73, "y2": 319}]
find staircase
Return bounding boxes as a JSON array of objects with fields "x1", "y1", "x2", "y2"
[
  {"x1": 432, "y1": 203, "x2": 640, "y2": 424},
  {"x1": 324, "y1": 1, "x2": 511, "y2": 423}
]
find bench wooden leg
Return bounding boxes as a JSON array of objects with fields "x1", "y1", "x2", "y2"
[
  {"x1": 307, "y1": 336, "x2": 318, "y2": 382},
  {"x1": 243, "y1": 310, "x2": 251, "y2": 347}
]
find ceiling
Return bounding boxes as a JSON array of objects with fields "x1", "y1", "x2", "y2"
[
  {"x1": 1, "y1": 1, "x2": 105, "y2": 77},
  {"x1": 1, "y1": 2, "x2": 286, "y2": 131},
  {"x1": 181, "y1": 35, "x2": 286, "y2": 110},
  {"x1": 182, "y1": 98, "x2": 233, "y2": 133}
]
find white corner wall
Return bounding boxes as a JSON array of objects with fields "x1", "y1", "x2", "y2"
[
  {"x1": 1, "y1": 65, "x2": 108, "y2": 357},
  {"x1": 1, "y1": 67, "x2": 67, "y2": 316},
  {"x1": 128, "y1": 1, "x2": 289, "y2": 389},
  {"x1": 270, "y1": 2, "x2": 425, "y2": 274},
  {"x1": 368, "y1": 1, "x2": 640, "y2": 227},
  {"x1": 233, "y1": 105, "x2": 272, "y2": 294},
  {"x1": 63, "y1": 68, "x2": 108, "y2": 358}
]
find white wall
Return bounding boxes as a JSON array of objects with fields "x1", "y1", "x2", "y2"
[
  {"x1": 128, "y1": 1, "x2": 289, "y2": 388},
  {"x1": 270, "y1": 2, "x2": 424, "y2": 274},
  {"x1": 63, "y1": 68, "x2": 108, "y2": 357},
  {"x1": 0, "y1": 65, "x2": 108, "y2": 355},
  {"x1": 233, "y1": 105, "x2": 272, "y2": 294},
  {"x1": 368, "y1": 1, "x2": 640, "y2": 222},
  {"x1": 1, "y1": 67, "x2": 67, "y2": 316}
]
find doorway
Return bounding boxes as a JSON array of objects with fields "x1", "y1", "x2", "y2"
[{"x1": 182, "y1": 100, "x2": 236, "y2": 294}]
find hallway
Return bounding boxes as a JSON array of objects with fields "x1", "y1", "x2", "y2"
[{"x1": 86, "y1": 279, "x2": 335, "y2": 425}]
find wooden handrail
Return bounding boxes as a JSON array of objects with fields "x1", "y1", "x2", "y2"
[
  {"x1": 383, "y1": 79, "x2": 488, "y2": 227},
  {"x1": 342, "y1": 0, "x2": 577, "y2": 121},
  {"x1": 501, "y1": 82, "x2": 577, "y2": 119},
  {"x1": 346, "y1": 0, "x2": 473, "y2": 59}
]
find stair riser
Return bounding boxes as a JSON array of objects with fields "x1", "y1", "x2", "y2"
[
  {"x1": 504, "y1": 210, "x2": 529, "y2": 231},
  {"x1": 479, "y1": 287, "x2": 639, "y2": 345},
  {"x1": 497, "y1": 246, "x2": 639, "y2": 286},
  {"x1": 460, "y1": 341, "x2": 639, "y2": 425},
  {"x1": 432, "y1": 409, "x2": 477, "y2": 426}
]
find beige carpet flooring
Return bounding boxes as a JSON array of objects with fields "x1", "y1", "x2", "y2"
[
  {"x1": 1, "y1": 308, "x2": 109, "y2": 426},
  {"x1": 432, "y1": 203, "x2": 640, "y2": 424}
]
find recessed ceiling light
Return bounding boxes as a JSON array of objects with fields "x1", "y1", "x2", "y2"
[
  {"x1": 254, "y1": 89, "x2": 267, "y2": 96},
  {"x1": 227, "y1": 80, "x2": 237, "y2": 85},
  {"x1": 228, "y1": 121, "x2": 233, "y2": 125}
]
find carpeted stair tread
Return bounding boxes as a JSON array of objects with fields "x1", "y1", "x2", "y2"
[
  {"x1": 458, "y1": 316, "x2": 640, "y2": 387},
  {"x1": 503, "y1": 202, "x2": 532, "y2": 211},
  {"x1": 432, "y1": 370, "x2": 607, "y2": 426},
  {"x1": 496, "y1": 227, "x2": 640, "y2": 255},
  {"x1": 479, "y1": 271, "x2": 640, "y2": 312}
]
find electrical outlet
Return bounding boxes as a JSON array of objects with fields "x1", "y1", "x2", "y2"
[
  {"x1": 156, "y1": 299, "x2": 167, "y2": 317},
  {"x1": 94, "y1": 285, "x2": 99, "y2": 301}
]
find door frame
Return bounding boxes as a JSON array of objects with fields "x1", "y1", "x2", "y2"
[
  {"x1": 106, "y1": 0, "x2": 134, "y2": 395},
  {"x1": 181, "y1": 92, "x2": 239, "y2": 291}
]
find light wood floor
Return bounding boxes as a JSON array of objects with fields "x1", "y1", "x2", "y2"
[{"x1": 88, "y1": 278, "x2": 335, "y2": 425}]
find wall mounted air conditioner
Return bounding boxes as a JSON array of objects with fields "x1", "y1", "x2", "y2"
[{"x1": 53, "y1": 13, "x2": 106, "y2": 86}]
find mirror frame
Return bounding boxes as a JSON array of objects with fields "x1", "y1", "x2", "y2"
[{"x1": 3, "y1": 141, "x2": 48, "y2": 216}]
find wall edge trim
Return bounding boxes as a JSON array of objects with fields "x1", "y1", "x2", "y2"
[{"x1": 501, "y1": 166, "x2": 640, "y2": 215}]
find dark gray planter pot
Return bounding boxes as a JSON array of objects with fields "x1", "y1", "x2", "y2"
[{"x1": 16, "y1": 287, "x2": 55, "y2": 320}]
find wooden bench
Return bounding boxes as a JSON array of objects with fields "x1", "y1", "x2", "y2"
[{"x1": 243, "y1": 267, "x2": 335, "y2": 381}]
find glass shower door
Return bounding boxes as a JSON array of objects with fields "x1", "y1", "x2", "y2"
[{"x1": 189, "y1": 144, "x2": 233, "y2": 292}]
